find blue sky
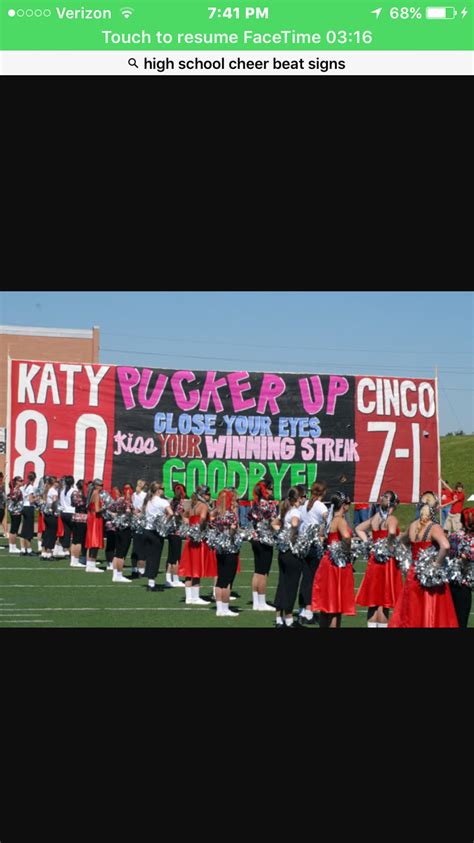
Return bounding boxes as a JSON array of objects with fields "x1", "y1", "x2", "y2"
[{"x1": 1, "y1": 291, "x2": 473, "y2": 435}]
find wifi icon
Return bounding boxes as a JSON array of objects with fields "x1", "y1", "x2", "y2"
[{"x1": 121, "y1": 7, "x2": 134, "y2": 18}]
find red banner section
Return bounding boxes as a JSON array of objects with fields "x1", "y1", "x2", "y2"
[
  {"x1": 354, "y1": 376, "x2": 439, "y2": 503},
  {"x1": 8, "y1": 360, "x2": 116, "y2": 490}
]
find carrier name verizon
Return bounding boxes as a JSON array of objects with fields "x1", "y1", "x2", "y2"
[{"x1": 56, "y1": 7, "x2": 112, "y2": 18}]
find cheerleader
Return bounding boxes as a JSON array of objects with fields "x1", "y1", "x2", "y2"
[
  {"x1": 273, "y1": 487, "x2": 306, "y2": 628},
  {"x1": 41, "y1": 477, "x2": 60, "y2": 559},
  {"x1": 143, "y1": 482, "x2": 174, "y2": 592},
  {"x1": 70, "y1": 480, "x2": 87, "y2": 567},
  {"x1": 355, "y1": 491, "x2": 403, "y2": 628},
  {"x1": 298, "y1": 481, "x2": 328, "y2": 625},
  {"x1": 312, "y1": 491, "x2": 356, "y2": 628},
  {"x1": 19, "y1": 471, "x2": 37, "y2": 556},
  {"x1": 109, "y1": 487, "x2": 133, "y2": 584},
  {"x1": 389, "y1": 496, "x2": 458, "y2": 627},
  {"x1": 210, "y1": 488, "x2": 240, "y2": 618},
  {"x1": 448, "y1": 521, "x2": 473, "y2": 628},
  {"x1": 130, "y1": 479, "x2": 148, "y2": 579},
  {"x1": 58, "y1": 475, "x2": 76, "y2": 557},
  {"x1": 85, "y1": 479, "x2": 105, "y2": 573},
  {"x1": 164, "y1": 482, "x2": 187, "y2": 588},
  {"x1": 249, "y1": 478, "x2": 278, "y2": 612},
  {"x1": 7, "y1": 476, "x2": 23, "y2": 554},
  {"x1": 179, "y1": 484, "x2": 217, "y2": 605},
  {"x1": 0, "y1": 473, "x2": 6, "y2": 539}
]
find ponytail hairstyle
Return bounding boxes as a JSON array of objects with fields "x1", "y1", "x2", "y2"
[
  {"x1": 86, "y1": 478, "x2": 103, "y2": 508},
  {"x1": 43, "y1": 476, "x2": 57, "y2": 502},
  {"x1": 379, "y1": 490, "x2": 399, "y2": 519},
  {"x1": 143, "y1": 481, "x2": 163, "y2": 509},
  {"x1": 191, "y1": 485, "x2": 211, "y2": 507},
  {"x1": 325, "y1": 490, "x2": 352, "y2": 536},
  {"x1": 171, "y1": 482, "x2": 187, "y2": 512},
  {"x1": 279, "y1": 487, "x2": 300, "y2": 521},
  {"x1": 418, "y1": 491, "x2": 439, "y2": 524},
  {"x1": 307, "y1": 481, "x2": 327, "y2": 512}
]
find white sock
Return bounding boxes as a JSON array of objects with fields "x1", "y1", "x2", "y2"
[
  {"x1": 138, "y1": 566, "x2": 145, "y2": 575},
  {"x1": 284, "y1": 617, "x2": 294, "y2": 627},
  {"x1": 9, "y1": 544, "x2": 15, "y2": 551},
  {"x1": 216, "y1": 600, "x2": 223, "y2": 613},
  {"x1": 191, "y1": 586, "x2": 199, "y2": 601},
  {"x1": 378, "y1": 623, "x2": 388, "y2": 628},
  {"x1": 276, "y1": 616, "x2": 284, "y2": 626},
  {"x1": 185, "y1": 586, "x2": 192, "y2": 602},
  {"x1": 148, "y1": 579, "x2": 155, "y2": 588},
  {"x1": 27, "y1": 548, "x2": 32, "y2": 554},
  {"x1": 305, "y1": 609, "x2": 314, "y2": 620},
  {"x1": 222, "y1": 603, "x2": 230, "y2": 615},
  {"x1": 252, "y1": 591, "x2": 259, "y2": 609},
  {"x1": 166, "y1": 573, "x2": 172, "y2": 584},
  {"x1": 213, "y1": 586, "x2": 216, "y2": 599},
  {"x1": 367, "y1": 622, "x2": 377, "y2": 628},
  {"x1": 258, "y1": 593, "x2": 267, "y2": 607},
  {"x1": 37, "y1": 541, "x2": 42, "y2": 551},
  {"x1": 173, "y1": 574, "x2": 181, "y2": 583}
]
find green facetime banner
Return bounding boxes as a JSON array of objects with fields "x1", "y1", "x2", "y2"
[{"x1": 1, "y1": 0, "x2": 472, "y2": 50}]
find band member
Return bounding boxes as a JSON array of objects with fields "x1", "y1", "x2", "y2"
[
  {"x1": 312, "y1": 491, "x2": 356, "y2": 628},
  {"x1": 355, "y1": 491, "x2": 403, "y2": 627},
  {"x1": 179, "y1": 484, "x2": 217, "y2": 605}
]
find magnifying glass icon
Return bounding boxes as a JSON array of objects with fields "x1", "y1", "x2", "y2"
[{"x1": 128, "y1": 58, "x2": 139, "y2": 69}]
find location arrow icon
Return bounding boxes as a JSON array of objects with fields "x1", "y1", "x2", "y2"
[{"x1": 371, "y1": 7, "x2": 383, "y2": 17}]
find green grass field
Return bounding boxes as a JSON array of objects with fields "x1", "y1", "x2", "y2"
[{"x1": 0, "y1": 436, "x2": 472, "y2": 627}]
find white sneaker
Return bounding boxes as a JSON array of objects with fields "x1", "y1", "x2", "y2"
[
  {"x1": 257, "y1": 603, "x2": 276, "y2": 612},
  {"x1": 172, "y1": 580, "x2": 185, "y2": 587},
  {"x1": 85, "y1": 565, "x2": 104, "y2": 573},
  {"x1": 106, "y1": 563, "x2": 114, "y2": 571},
  {"x1": 113, "y1": 574, "x2": 132, "y2": 583},
  {"x1": 9, "y1": 548, "x2": 21, "y2": 554},
  {"x1": 191, "y1": 597, "x2": 211, "y2": 605},
  {"x1": 223, "y1": 609, "x2": 239, "y2": 617},
  {"x1": 229, "y1": 595, "x2": 237, "y2": 601},
  {"x1": 70, "y1": 560, "x2": 86, "y2": 568},
  {"x1": 163, "y1": 581, "x2": 173, "y2": 588}
]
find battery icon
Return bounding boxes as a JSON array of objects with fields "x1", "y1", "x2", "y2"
[{"x1": 425, "y1": 6, "x2": 458, "y2": 17}]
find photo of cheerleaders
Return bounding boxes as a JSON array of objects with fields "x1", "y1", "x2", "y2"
[
  {"x1": 311, "y1": 491, "x2": 356, "y2": 629},
  {"x1": 41, "y1": 477, "x2": 60, "y2": 560},
  {"x1": 179, "y1": 484, "x2": 217, "y2": 605},
  {"x1": 298, "y1": 481, "x2": 328, "y2": 625},
  {"x1": 249, "y1": 478, "x2": 277, "y2": 612},
  {"x1": 211, "y1": 488, "x2": 240, "y2": 618},
  {"x1": 130, "y1": 479, "x2": 148, "y2": 579},
  {"x1": 85, "y1": 479, "x2": 105, "y2": 573},
  {"x1": 19, "y1": 471, "x2": 37, "y2": 556},
  {"x1": 389, "y1": 495, "x2": 458, "y2": 627},
  {"x1": 274, "y1": 487, "x2": 306, "y2": 628},
  {"x1": 70, "y1": 480, "x2": 87, "y2": 567},
  {"x1": 7, "y1": 476, "x2": 23, "y2": 554},
  {"x1": 143, "y1": 482, "x2": 174, "y2": 592},
  {"x1": 164, "y1": 482, "x2": 187, "y2": 588},
  {"x1": 355, "y1": 491, "x2": 403, "y2": 628}
]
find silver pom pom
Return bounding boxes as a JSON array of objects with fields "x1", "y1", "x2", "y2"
[
  {"x1": 99, "y1": 491, "x2": 114, "y2": 510},
  {"x1": 393, "y1": 540, "x2": 412, "y2": 574},
  {"x1": 328, "y1": 540, "x2": 352, "y2": 568},
  {"x1": 351, "y1": 537, "x2": 372, "y2": 564},
  {"x1": 414, "y1": 545, "x2": 449, "y2": 588},
  {"x1": 372, "y1": 538, "x2": 394, "y2": 564},
  {"x1": 131, "y1": 513, "x2": 146, "y2": 534},
  {"x1": 152, "y1": 512, "x2": 176, "y2": 537},
  {"x1": 187, "y1": 524, "x2": 207, "y2": 544},
  {"x1": 255, "y1": 520, "x2": 275, "y2": 547}
]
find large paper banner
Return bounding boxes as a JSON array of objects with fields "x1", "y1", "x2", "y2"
[{"x1": 7, "y1": 360, "x2": 439, "y2": 503}]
